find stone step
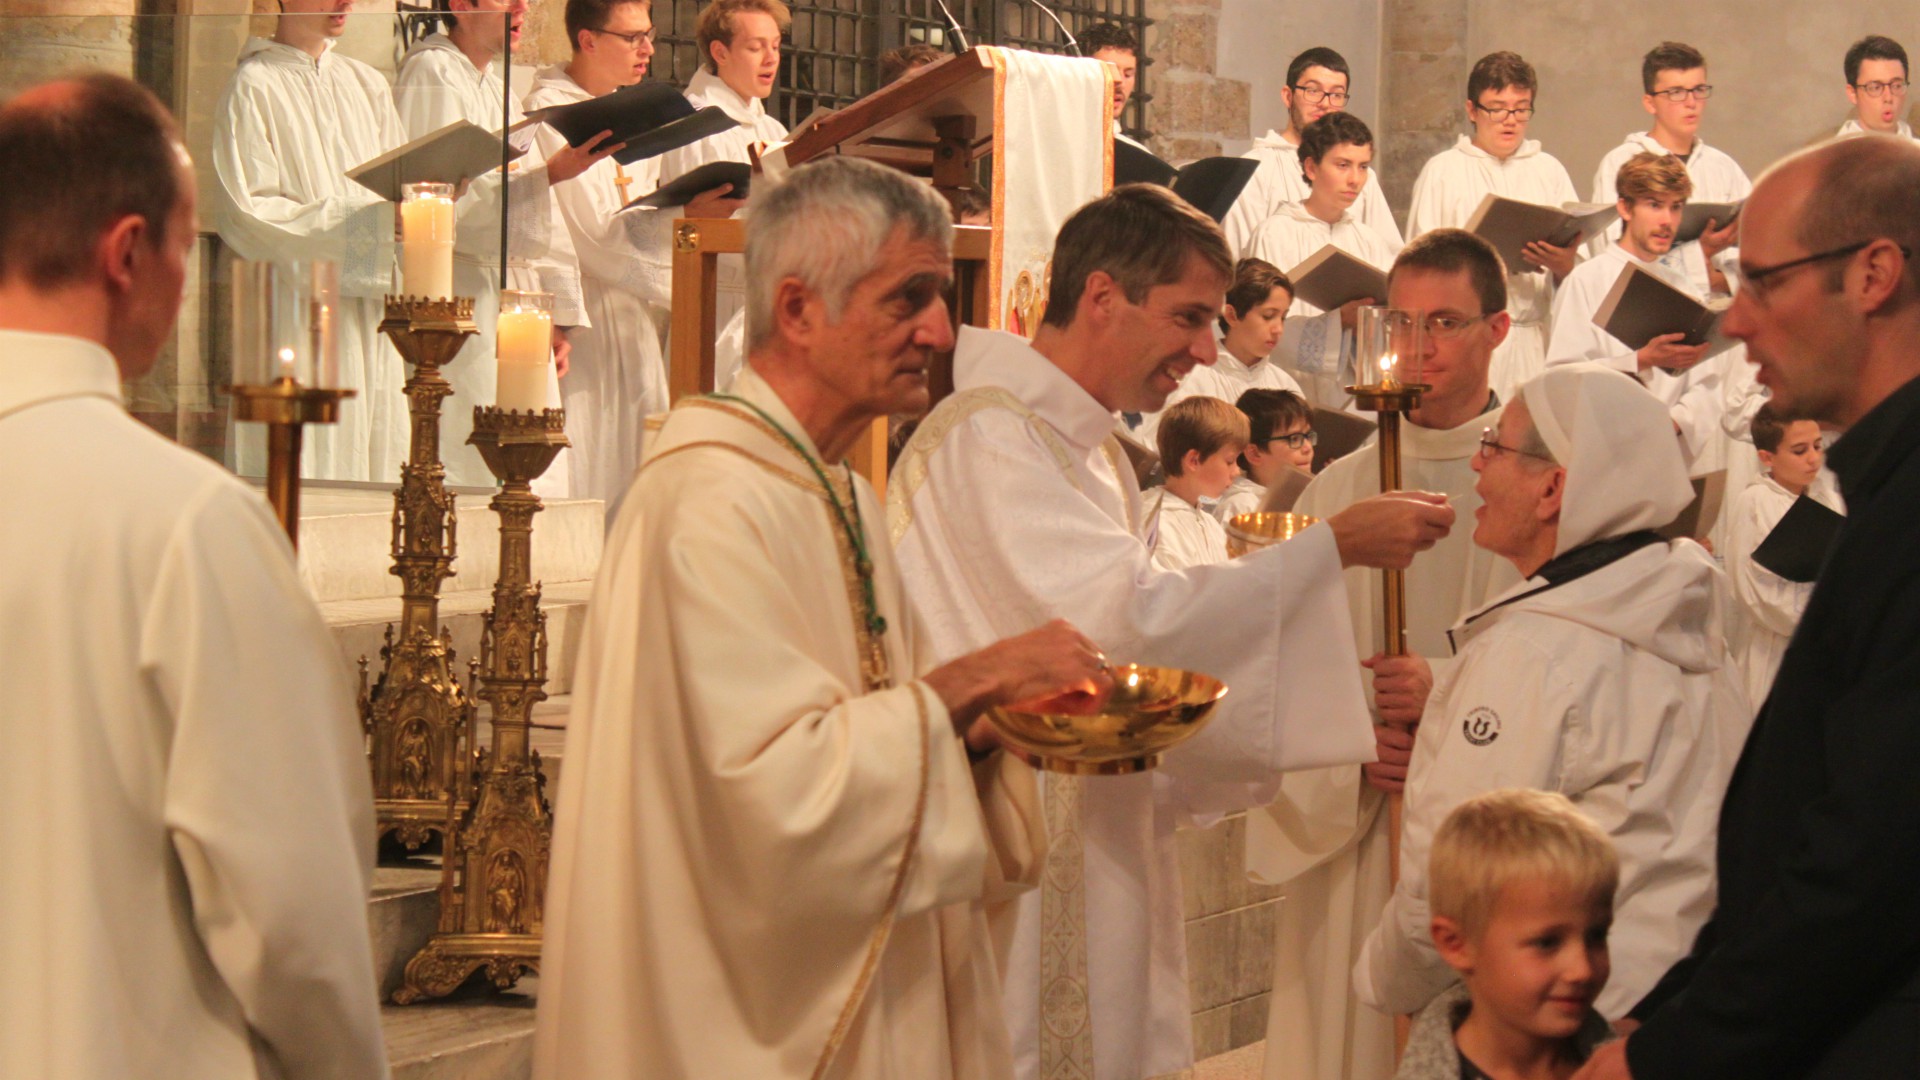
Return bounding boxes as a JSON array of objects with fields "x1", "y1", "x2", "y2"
[
  {"x1": 370, "y1": 864, "x2": 444, "y2": 1001},
  {"x1": 1149, "y1": 1041, "x2": 1265, "y2": 1080},
  {"x1": 323, "y1": 580, "x2": 593, "y2": 696},
  {"x1": 382, "y1": 978, "x2": 537, "y2": 1080}
]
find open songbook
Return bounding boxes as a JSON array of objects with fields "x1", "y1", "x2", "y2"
[
  {"x1": 1111, "y1": 144, "x2": 1260, "y2": 225},
  {"x1": 1751, "y1": 494, "x2": 1846, "y2": 583},
  {"x1": 347, "y1": 120, "x2": 525, "y2": 202},
  {"x1": 1465, "y1": 194, "x2": 1616, "y2": 272},
  {"x1": 1285, "y1": 245, "x2": 1389, "y2": 312},
  {"x1": 518, "y1": 81, "x2": 736, "y2": 165},
  {"x1": 1674, "y1": 201, "x2": 1744, "y2": 245},
  {"x1": 1592, "y1": 261, "x2": 1736, "y2": 360},
  {"x1": 621, "y1": 160, "x2": 752, "y2": 211}
]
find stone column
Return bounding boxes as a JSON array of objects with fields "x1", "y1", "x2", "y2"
[
  {"x1": 1378, "y1": 0, "x2": 1470, "y2": 229},
  {"x1": 1142, "y1": 0, "x2": 1249, "y2": 162}
]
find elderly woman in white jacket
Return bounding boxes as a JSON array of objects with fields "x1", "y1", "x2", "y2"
[{"x1": 1355, "y1": 363, "x2": 1753, "y2": 1022}]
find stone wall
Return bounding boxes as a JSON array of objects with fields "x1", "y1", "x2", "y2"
[
  {"x1": 1179, "y1": 812, "x2": 1283, "y2": 1059},
  {"x1": 1142, "y1": 0, "x2": 1249, "y2": 163}
]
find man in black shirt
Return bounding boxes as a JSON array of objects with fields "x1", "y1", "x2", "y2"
[{"x1": 1575, "y1": 132, "x2": 1920, "y2": 1079}]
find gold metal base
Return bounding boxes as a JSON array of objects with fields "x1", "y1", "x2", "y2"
[
  {"x1": 230, "y1": 379, "x2": 355, "y2": 425},
  {"x1": 1346, "y1": 383, "x2": 1430, "y2": 413},
  {"x1": 391, "y1": 933, "x2": 540, "y2": 1004},
  {"x1": 1012, "y1": 750, "x2": 1161, "y2": 776}
]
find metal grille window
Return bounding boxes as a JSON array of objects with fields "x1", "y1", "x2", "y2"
[{"x1": 648, "y1": 0, "x2": 1152, "y2": 140}]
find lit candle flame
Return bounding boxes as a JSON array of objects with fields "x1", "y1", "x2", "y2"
[
  {"x1": 277, "y1": 346, "x2": 296, "y2": 381},
  {"x1": 1381, "y1": 352, "x2": 1400, "y2": 390}
]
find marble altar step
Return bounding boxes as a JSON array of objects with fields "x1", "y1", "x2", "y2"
[
  {"x1": 321, "y1": 581, "x2": 594, "y2": 697},
  {"x1": 382, "y1": 979, "x2": 537, "y2": 1080}
]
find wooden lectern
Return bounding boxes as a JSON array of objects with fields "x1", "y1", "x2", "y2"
[{"x1": 668, "y1": 49, "x2": 1007, "y2": 495}]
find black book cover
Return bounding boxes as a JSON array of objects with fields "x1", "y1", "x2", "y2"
[
  {"x1": 1751, "y1": 494, "x2": 1846, "y2": 583},
  {"x1": 1171, "y1": 157, "x2": 1262, "y2": 224},
  {"x1": 522, "y1": 81, "x2": 737, "y2": 164},
  {"x1": 624, "y1": 160, "x2": 752, "y2": 210}
]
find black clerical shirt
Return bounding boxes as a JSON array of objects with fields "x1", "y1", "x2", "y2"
[{"x1": 1627, "y1": 373, "x2": 1920, "y2": 1078}]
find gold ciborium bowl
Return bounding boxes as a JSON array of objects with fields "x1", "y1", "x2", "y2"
[
  {"x1": 986, "y1": 664, "x2": 1228, "y2": 775},
  {"x1": 1224, "y1": 512, "x2": 1321, "y2": 558}
]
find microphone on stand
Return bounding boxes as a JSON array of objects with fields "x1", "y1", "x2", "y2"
[
  {"x1": 929, "y1": 0, "x2": 971, "y2": 52},
  {"x1": 1024, "y1": 0, "x2": 1081, "y2": 56}
]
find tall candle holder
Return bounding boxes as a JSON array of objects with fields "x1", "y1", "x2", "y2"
[
  {"x1": 361, "y1": 294, "x2": 479, "y2": 851},
  {"x1": 228, "y1": 260, "x2": 353, "y2": 547},
  {"x1": 394, "y1": 405, "x2": 568, "y2": 1003}
]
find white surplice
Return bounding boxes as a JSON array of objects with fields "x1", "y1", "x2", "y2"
[
  {"x1": 1136, "y1": 343, "x2": 1306, "y2": 447},
  {"x1": 394, "y1": 33, "x2": 578, "y2": 492},
  {"x1": 1406, "y1": 136, "x2": 1581, "y2": 401},
  {"x1": 654, "y1": 69, "x2": 789, "y2": 390},
  {"x1": 1248, "y1": 203, "x2": 1398, "y2": 410},
  {"x1": 533, "y1": 368, "x2": 1044, "y2": 1079},
  {"x1": 212, "y1": 36, "x2": 408, "y2": 483},
  {"x1": 1222, "y1": 128, "x2": 1405, "y2": 259},
  {"x1": 1726, "y1": 475, "x2": 1842, "y2": 708},
  {"x1": 1587, "y1": 132, "x2": 1752, "y2": 296},
  {"x1": 889, "y1": 326, "x2": 1374, "y2": 1080},
  {"x1": 1251, "y1": 406, "x2": 1521, "y2": 1080},
  {"x1": 525, "y1": 66, "x2": 676, "y2": 513},
  {"x1": 0, "y1": 330, "x2": 386, "y2": 1080},
  {"x1": 1837, "y1": 117, "x2": 1919, "y2": 140},
  {"x1": 1545, "y1": 241, "x2": 1726, "y2": 474},
  {"x1": 1149, "y1": 487, "x2": 1230, "y2": 571}
]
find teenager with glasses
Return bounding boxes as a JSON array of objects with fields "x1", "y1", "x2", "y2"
[
  {"x1": 1838, "y1": 34, "x2": 1914, "y2": 140},
  {"x1": 1407, "y1": 52, "x2": 1581, "y2": 402}
]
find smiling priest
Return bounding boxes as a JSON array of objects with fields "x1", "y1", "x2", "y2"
[{"x1": 533, "y1": 157, "x2": 1115, "y2": 1080}]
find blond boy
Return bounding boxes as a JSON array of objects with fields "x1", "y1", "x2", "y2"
[{"x1": 1152, "y1": 396, "x2": 1248, "y2": 570}]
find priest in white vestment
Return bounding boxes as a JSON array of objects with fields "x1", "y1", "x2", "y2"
[
  {"x1": 394, "y1": 4, "x2": 609, "y2": 490},
  {"x1": 653, "y1": 0, "x2": 790, "y2": 390},
  {"x1": 211, "y1": 1, "x2": 409, "y2": 482},
  {"x1": 534, "y1": 157, "x2": 1118, "y2": 1080},
  {"x1": 1837, "y1": 36, "x2": 1916, "y2": 142},
  {"x1": 1, "y1": 75, "x2": 386, "y2": 1080},
  {"x1": 1406, "y1": 52, "x2": 1582, "y2": 401},
  {"x1": 1248, "y1": 114, "x2": 1398, "y2": 411},
  {"x1": 1547, "y1": 153, "x2": 1724, "y2": 476},
  {"x1": 1221, "y1": 47, "x2": 1402, "y2": 258},
  {"x1": 1354, "y1": 364, "x2": 1750, "y2": 1022},
  {"x1": 1254, "y1": 230, "x2": 1523, "y2": 1080},
  {"x1": 890, "y1": 183, "x2": 1457, "y2": 1080}
]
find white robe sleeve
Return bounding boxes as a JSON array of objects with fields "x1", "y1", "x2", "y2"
[
  {"x1": 147, "y1": 481, "x2": 387, "y2": 1080},
  {"x1": 1404, "y1": 157, "x2": 1454, "y2": 239},
  {"x1": 1222, "y1": 159, "x2": 1282, "y2": 258},
  {"x1": 1727, "y1": 487, "x2": 1809, "y2": 638},
  {"x1": 1545, "y1": 268, "x2": 1635, "y2": 372},
  {"x1": 535, "y1": 124, "x2": 676, "y2": 310},
  {"x1": 1362, "y1": 174, "x2": 1406, "y2": 249}
]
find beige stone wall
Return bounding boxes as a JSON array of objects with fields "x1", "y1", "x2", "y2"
[
  {"x1": 1143, "y1": 0, "x2": 1251, "y2": 163},
  {"x1": 1377, "y1": 0, "x2": 1466, "y2": 225},
  {"x1": 1179, "y1": 812, "x2": 1283, "y2": 1059}
]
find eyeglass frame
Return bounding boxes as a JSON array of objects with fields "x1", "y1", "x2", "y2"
[
  {"x1": 1290, "y1": 84, "x2": 1350, "y2": 106},
  {"x1": 1478, "y1": 427, "x2": 1556, "y2": 464},
  {"x1": 1263, "y1": 429, "x2": 1319, "y2": 451},
  {"x1": 1385, "y1": 310, "x2": 1496, "y2": 341},
  {"x1": 1852, "y1": 78, "x2": 1910, "y2": 98},
  {"x1": 1469, "y1": 101, "x2": 1536, "y2": 122},
  {"x1": 592, "y1": 25, "x2": 657, "y2": 47},
  {"x1": 1732, "y1": 240, "x2": 1913, "y2": 301},
  {"x1": 1649, "y1": 84, "x2": 1714, "y2": 102}
]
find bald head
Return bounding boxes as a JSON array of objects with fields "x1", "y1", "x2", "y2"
[{"x1": 1771, "y1": 136, "x2": 1920, "y2": 283}]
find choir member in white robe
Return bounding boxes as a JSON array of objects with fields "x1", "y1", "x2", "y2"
[
  {"x1": 1546, "y1": 152, "x2": 1724, "y2": 475},
  {"x1": 1137, "y1": 256, "x2": 1302, "y2": 446},
  {"x1": 1083, "y1": 23, "x2": 1150, "y2": 152},
  {"x1": 0, "y1": 76, "x2": 386, "y2": 1079},
  {"x1": 1837, "y1": 35, "x2": 1916, "y2": 141},
  {"x1": 653, "y1": 0, "x2": 789, "y2": 390},
  {"x1": 534, "y1": 157, "x2": 1116, "y2": 1080},
  {"x1": 1148, "y1": 394, "x2": 1248, "y2": 571},
  {"x1": 211, "y1": 2, "x2": 408, "y2": 483},
  {"x1": 393, "y1": 6, "x2": 608, "y2": 490},
  {"x1": 1248, "y1": 114, "x2": 1397, "y2": 411},
  {"x1": 1406, "y1": 52, "x2": 1580, "y2": 402},
  {"x1": 891, "y1": 184, "x2": 1457, "y2": 1080},
  {"x1": 1221, "y1": 48, "x2": 1403, "y2": 258},
  {"x1": 1213, "y1": 387, "x2": 1315, "y2": 523},
  {"x1": 1355, "y1": 364, "x2": 1750, "y2": 1022},
  {"x1": 1726, "y1": 415, "x2": 1841, "y2": 708},
  {"x1": 1253, "y1": 230, "x2": 1524, "y2": 1080}
]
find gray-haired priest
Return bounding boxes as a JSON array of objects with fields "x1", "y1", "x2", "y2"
[{"x1": 533, "y1": 157, "x2": 1113, "y2": 1080}]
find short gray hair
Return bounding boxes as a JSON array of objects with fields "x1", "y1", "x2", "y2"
[{"x1": 745, "y1": 157, "x2": 954, "y2": 350}]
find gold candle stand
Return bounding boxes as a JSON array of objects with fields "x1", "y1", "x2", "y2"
[
  {"x1": 361, "y1": 296, "x2": 479, "y2": 851},
  {"x1": 229, "y1": 379, "x2": 354, "y2": 548},
  {"x1": 395, "y1": 405, "x2": 567, "y2": 1003}
]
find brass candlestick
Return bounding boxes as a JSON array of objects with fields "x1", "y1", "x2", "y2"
[
  {"x1": 229, "y1": 379, "x2": 353, "y2": 547},
  {"x1": 395, "y1": 405, "x2": 568, "y2": 1003},
  {"x1": 361, "y1": 296, "x2": 479, "y2": 851}
]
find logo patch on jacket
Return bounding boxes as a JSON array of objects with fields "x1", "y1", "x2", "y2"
[{"x1": 1462, "y1": 708, "x2": 1500, "y2": 746}]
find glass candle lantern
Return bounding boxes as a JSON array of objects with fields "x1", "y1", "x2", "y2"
[
  {"x1": 1355, "y1": 306, "x2": 1428, "y2": 392},
  {"x1": 495, "y1": 290, "x2": 554, "y2": 412},
  {"x1": 231, "y1": 259, "x2": 341, "y2": 388},
  {"x1": 399, "y1": 181, "x2": 456, "y2": 300}
]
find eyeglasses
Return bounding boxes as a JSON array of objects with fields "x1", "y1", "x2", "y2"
[
  {"x1": 1853, "y1": 79, "x2": 1909, "y2": 98},
  {"x1": 1650, "y1": 84, "x2": 1714, "y2": 102},
  {"x1": 1268, "y1": 430, "x2": 1319, "y2": 451},
  {"x1": 1479, "y1": 427, "x2": 1555, "y2": 463},
  {"x1": 1385, "y1": 311, "x2": 1492, "y2": 340},
  {"x1": 1471, "y1": 102, "x2": 1535, "y2": 122},
  {"x1": 1731, "y1": 241, "x2": 1913, "y2": 301},
  {"x1": 1291, "y1": 85, "x2": 1350, "y2": 106},
  {"x1": 592, "y1": 26, "x2": 657, "y2": 47}
]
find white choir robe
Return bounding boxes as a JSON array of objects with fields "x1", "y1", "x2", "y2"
[
  {"x1": 1545, "y1": 242, "x2": 1727, "y2": 476},
  {"x1": 889, "y1": 326, "x2": 1375, "y2": 1080},
  {"x1": 394, "y1": 33, "x2": 580, "y2": 492},
  {"x1": 654, "y1": 68, "x2": 788, "y2": 390},
  {"x1": 1248, "y1": 203, "x2": 1397, "y2": 411},
  {"x1": 1149, "y1": 488, "x2": 1230, "y2": 571},
  {"x1": 212, "y1": 36, "x2": 409, "y2": 483},
  {"x1": 1838, "y1": 117, "x2": 1918, "y2": 140},
  {"x1": 1406, "y1": 136, "x2": 1581, "y2": 401},
  {"x1": 533, "y1": 368, "x2": 1044, "y2": 1079},
  {"x1": 1, "y1": 330, "x2": 387, "y2": 1080},
  {"x1": 1213, "y1": 474, "x2": 1268, "y2": 522},
  {"x1": 1222, "y1": 129, "x2": 1404, "y2": 259},
  {"x1": 1137, "y1": 344, "x2": 1306, "y2": 447},
  {"x1": 1250, "y1": 408, "x2": 1520, "y2": 1080},
  {"x1": 526, "y1": 66, "x2": 677, "y2": 513},
  {"x1": 1726, "y1": 475, "x2": 1841, "y2": 708},
  {"x1": 1587, "y1": 132, "x2": 1752, "y2": 296}
]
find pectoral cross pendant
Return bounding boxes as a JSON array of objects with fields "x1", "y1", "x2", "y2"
[{"x1": 613, "y1": 163, "x2": 633, "y2": 204}]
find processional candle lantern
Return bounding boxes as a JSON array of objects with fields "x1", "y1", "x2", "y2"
[
  {"x1": 399, "y1": 180, "x2": 456, "y2": 300},
  {"x1": 495, "y1": 289, "x2": 554, "y2": 411},
  {"x1": 228, "y1": 259, "x2": 353, "y2": 546}
]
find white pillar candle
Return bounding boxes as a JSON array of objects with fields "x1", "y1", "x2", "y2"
[
  {"x1": 496, "y1": 291, "x2": 554, "y2": 411},
  {"x1": 399, "y1": 182, "x2": 455, "y2": 300}
]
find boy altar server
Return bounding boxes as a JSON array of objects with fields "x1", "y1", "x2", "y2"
[
  {"x1": 1407, "y1": 52, "x2": 1580, "y2": 401},
  {"x1": 1257, "y1": 230, "x2": 1523, "y2": 1080},
  {"x1": 1356, "y1": 364, "x2": 1749, "y2": 1023},
  {"x1": 891, "y1": 183, "x2": 1455, "y2": 1080},
  {"x1": 1222, "y1": 48, "x2": 1404, "y2": 258},
  {"x1": 1249, "y1": 113, "x2": 1398, "y2": 410},
  {"x1": 1838, "y1": 35, "x2": 1913, "y2": 140},
  {"x1": 1150, "y1": 395, "x2": 1246, "y2": 571}
]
